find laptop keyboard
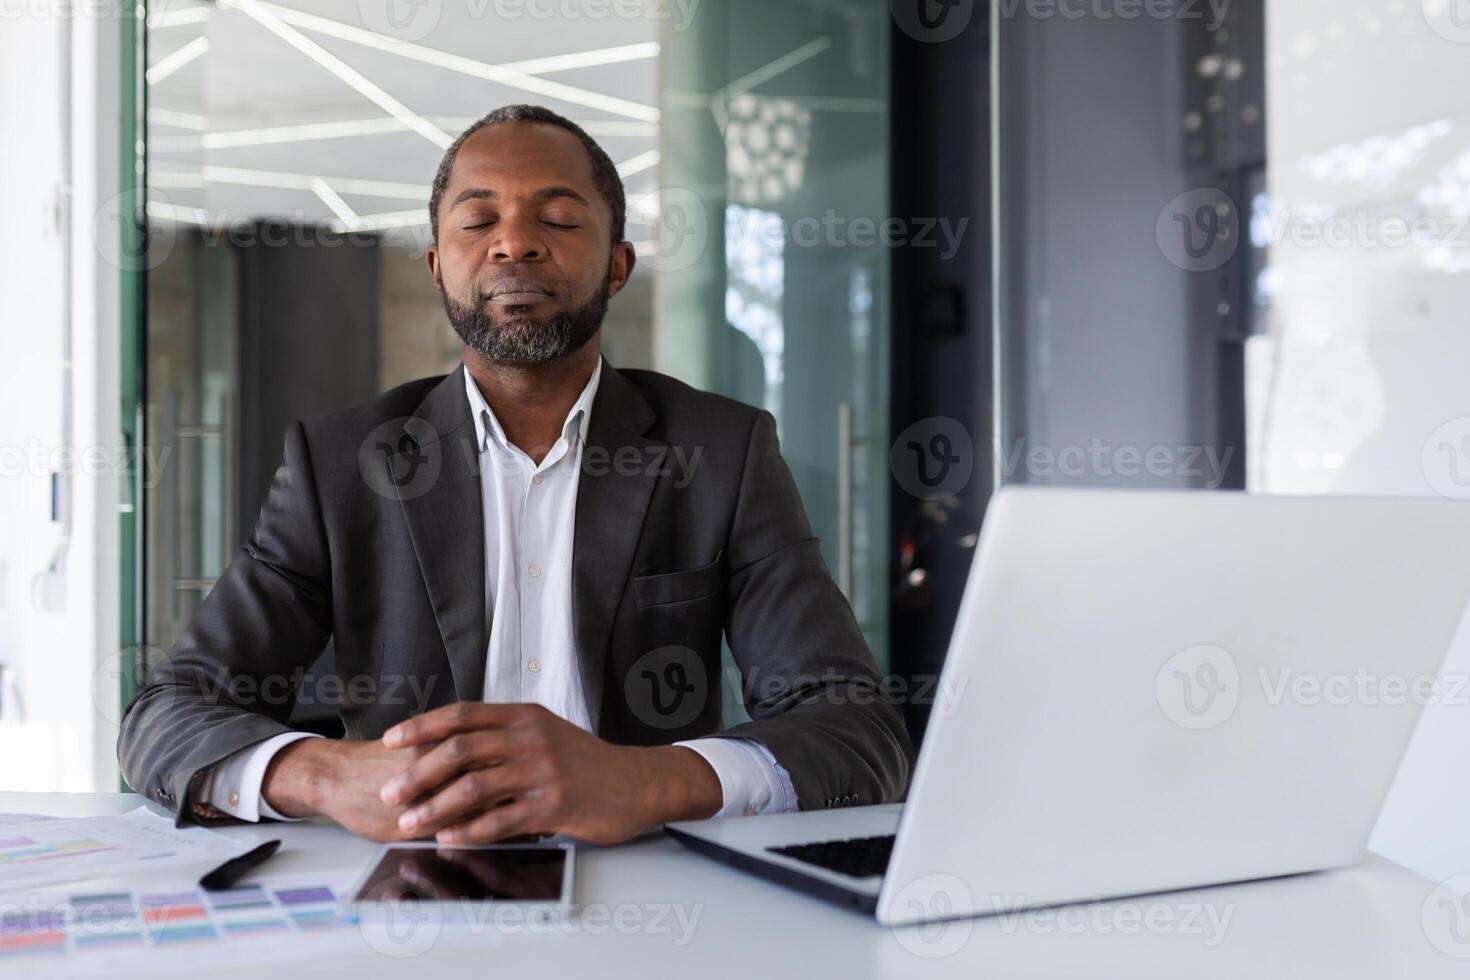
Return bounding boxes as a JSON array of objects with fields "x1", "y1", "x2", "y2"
[{"x1": 768, "y1": 834, "x2": 896, "y2": 878}]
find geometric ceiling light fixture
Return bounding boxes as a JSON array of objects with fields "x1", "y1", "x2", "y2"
[
  {"x1": 221, "y1": 0, "x2": 454, "y2": 149},
  {"x1": 710, "y1": 35, "x2": 831, "y2": 132},
  {"x1": 151, "y1": 115, "x2": 660, "y2": 154},
  {"x1": 247, "y1": 0, "x2": 660, "y2": 122}
]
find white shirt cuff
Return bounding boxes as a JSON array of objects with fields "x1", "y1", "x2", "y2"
[
  {"x1": 200, "y1": 731, "x2": 323, "y2": 821},
  {"x1": 675, "y1": 737, "x2": 799, "y2": 818}
]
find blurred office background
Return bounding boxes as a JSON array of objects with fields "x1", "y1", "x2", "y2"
[{"x1": 2, "y1": 0, "x2": 1469, "y2": 883}]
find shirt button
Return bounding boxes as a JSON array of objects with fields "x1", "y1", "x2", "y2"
[
  {"x1": 528, "y1": 563, "x2": 541, "y2": 578},
  {"x1": 528, "y1": 660, "x2": 541, "y2": 673},
  {"x1": 532, "y1": 473, "x2": 544, "y2": 485},
  {"x1": 228, "y1": 791, "x2": 239, "y2": 806}
]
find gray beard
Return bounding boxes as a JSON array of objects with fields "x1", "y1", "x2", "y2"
[{"x1": 442, "y1": 271, "x2": 610, "y2": 365}]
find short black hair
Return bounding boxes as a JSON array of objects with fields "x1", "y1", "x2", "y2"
[{"x1": 428, "y1": 104, "x2": 626, "y2": 247}]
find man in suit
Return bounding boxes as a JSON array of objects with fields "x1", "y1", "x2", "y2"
[{"x1": 119, "y1": 104, "x2": 911, "y2": 845}]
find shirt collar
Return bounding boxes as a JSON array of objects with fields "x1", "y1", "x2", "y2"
[{"x1": 462, "y1": 358, "x2": 602, "y2": 455}]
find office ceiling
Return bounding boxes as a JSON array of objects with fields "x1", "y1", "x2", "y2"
[{"x1": 145, "y1": 0, "x2": 661, "y2": 250}]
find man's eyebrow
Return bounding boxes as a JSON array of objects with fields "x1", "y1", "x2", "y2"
[
  {"x1": 448, "y1": 186, "x2": 592, "y2": 209},
  {"x1": 450, "y1": 188, "x2": 494, "y2": 209},
  {"x1": 533, "y1": 186, "x2": 591, "y2": 207}
]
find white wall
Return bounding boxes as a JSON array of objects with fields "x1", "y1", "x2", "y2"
[
  {"x1": 1260, "y1": 0, "x2": 1470, "y2": 883},
  {"x1": 0, "y1": 10, "x2": 123, "y2": 792}
]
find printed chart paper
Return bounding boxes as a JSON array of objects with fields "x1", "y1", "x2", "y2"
[
  {"x1": 0, "y1": 808, "x2": 239, "y2": 894},
  {"x1": 0, "y1": 871, "x2": 496, "y2": 973}
]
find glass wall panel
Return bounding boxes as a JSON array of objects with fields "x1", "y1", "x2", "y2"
[{"x1": 656, "y1": 0, "x2": 892, "y2": 690}]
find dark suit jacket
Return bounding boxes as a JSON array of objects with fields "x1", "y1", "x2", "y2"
[{"x1": 118, "y1": 361, "x2": 912, "y2": 824}]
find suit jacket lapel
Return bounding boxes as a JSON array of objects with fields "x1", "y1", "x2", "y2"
[
  {"x1": 573, "y1": 362, "x2": 661, "y2": 732},
  {"x1": 396, "y1": 366, "x2": 488, "y2": 702}
]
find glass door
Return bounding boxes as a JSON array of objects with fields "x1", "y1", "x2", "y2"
[
  {"x1": 655, "y1": 0, "x2": 892, "y2": 697},
  {"x1": 140, "y1": 1, "x2": 231, "y2": 686}
]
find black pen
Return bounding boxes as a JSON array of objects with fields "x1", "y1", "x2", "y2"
[{"x1": 200, "y1": 839, "x2": 283, "y2": 891}]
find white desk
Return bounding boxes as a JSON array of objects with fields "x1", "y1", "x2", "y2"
[{"x1": 2, "y1": 791, "x2": 1465, "y2": 978}]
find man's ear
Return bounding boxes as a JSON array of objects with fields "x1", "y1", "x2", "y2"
[
  {"x1": 608, "y1": 241, "x2": 637, "y2": 297},
  {"x1": 426, "y1": 243, "x2": 442, "y2": 291}
]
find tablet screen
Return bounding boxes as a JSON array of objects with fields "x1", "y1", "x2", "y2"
[{"x1": 353, "y1": 846, "x2": 569, "y2": 903}]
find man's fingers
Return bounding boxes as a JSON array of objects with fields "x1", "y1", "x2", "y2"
[
  {"x1": 435, "y1": 800, "x2": 544, "y2": 845},
  {"x1": 381, "y1": 729, "x2": 515, "y2": 806},
  {"x1": 396, "y1": 765, "x2": 532, "y2": 837},
  {"x1": 384, "y1": 702, "x2": 532, "y2": 749}
]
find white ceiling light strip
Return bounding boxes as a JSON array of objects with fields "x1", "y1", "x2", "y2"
[
  {"x1": 207, "y1": 117, "x2": 410, "y2": 149},
  {"x1": 247, "y1": 0, "x2": 658, "y2": 122},
  {"x1": 310, "y1": 178, "x2": 363, "y2": 229},
  {"x1": 708, "y1": 35, "x2": 832, "y2": 132},
  {"x1": 149, "y1": 108, "x2": 209, "y2": 131},
  {"x1": 146, "y1": 36, "x2": 210, "y2": 85},
  {"x1": 221, "y1": 0, "x2": 453, "y2": 149},
  {"x1": 573, "y1": 120, "x2": 660, "y2": 138},
  {"x1": 716, "y1": 36, "x2": 832, "y2": 103},
  {"x1": 147, "y1": 200, "x2": 210, "y2": 225},
  {"x1": 148, "y1": 5, "x2": 212, "y2": 29},
  {"x1": 431, "y1": 117, "x2": 658, "y2": 139},
  {"x1": 329, "y1": 209, "x2": 429, "y2": 234},
  {"x1": 204, "y1": 165, "x2": 429, "y2": 201},
  {"x1": 152, "y1": 119, "x2": 408, "y2": 154},
  {"x1": 616, "y1": 149, "x2": 660, "y2": 179},
  {"x1": 149, "y1": 170, "x2": 205, "y2": 189},
  {"x1": 151, "y1": 115, "x2": 659, "y2": 155},
  {"x1": 494, "y1": 41, "x2": 660, "y2": 76}
]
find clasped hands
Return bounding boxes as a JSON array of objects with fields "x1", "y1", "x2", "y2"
[{"x1": 260, "y1": 703, "x2": 723, "y2": 844}]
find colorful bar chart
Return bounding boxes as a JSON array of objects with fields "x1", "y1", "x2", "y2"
[
  {"x1": 0, "y1": 836, "x2": 118, "y2": 865},
  {"x1": 0, "y1": 810, "x2": 241, "y2": 893},
  {"x1": 0, "y1": 882, "x2": 358, "y2": 959}
]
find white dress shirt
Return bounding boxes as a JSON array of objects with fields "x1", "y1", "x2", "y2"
[{"x1": 200, "y1": 361, "x2": 797, "y2": 823}]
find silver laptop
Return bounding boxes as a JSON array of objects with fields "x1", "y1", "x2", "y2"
[{"x1": 667, "y1": 487, "x2": 1470, "y2": 926}]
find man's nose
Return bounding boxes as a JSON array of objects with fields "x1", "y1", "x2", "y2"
[{"x1": 489, "y1": 214, "x2": 545, "y2": 262}]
